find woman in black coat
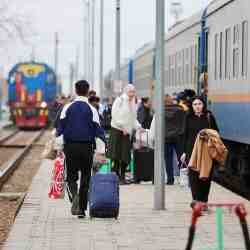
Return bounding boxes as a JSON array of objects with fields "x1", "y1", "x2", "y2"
[{"x1": 180, "y1": 96, "x2": 218, "y2": 208}]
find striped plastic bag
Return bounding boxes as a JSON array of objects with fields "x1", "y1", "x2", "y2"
[{"x1": 48, "y1": 152, "x2": 65, "y2": 199}]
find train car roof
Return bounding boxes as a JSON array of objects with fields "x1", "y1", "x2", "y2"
[{"x1": 119, "y1": 0, "x2": 234, "y2": 70}]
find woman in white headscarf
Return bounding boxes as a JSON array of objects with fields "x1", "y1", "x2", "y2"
[{"x1": 108, "y1": 84, "x2": 141, "y2": 184}]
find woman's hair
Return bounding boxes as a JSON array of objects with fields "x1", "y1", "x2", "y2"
[
  {"x1": 189, "y1": 95, "x2": 208, "y2": 114},
  {"x1": 123, "y1": 84, "x2": 135, "y2": 94},
  {"x1": 164, "y1": 94, "x2": 173, "y2": 106},
  {"x1": 141, "y1": 97, "x2": 149, "y2": 104}
]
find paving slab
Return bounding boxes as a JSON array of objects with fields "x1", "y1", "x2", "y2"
[{"x1": 2, "y1": 159, "x2": 250, "y2": 250}]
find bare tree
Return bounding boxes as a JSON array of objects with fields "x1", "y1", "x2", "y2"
[{"x1": 0, "y1": 1, "x2": 31, "y2": 44}]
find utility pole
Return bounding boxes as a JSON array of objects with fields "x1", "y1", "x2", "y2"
[
  {"x1": 83, "y1": 0, "x2": 88, "y2": 79},
  {"x1": 115, "y1": 0, "x2": 121, "y2": 83},
  {"x1": 154, "y1": 0, "x2": 165, "y2": 210},
  {"x1": 84, "y1": 0, "x2": 91, "y2": 82},
  {"x1": 202, "y1": 0, "x2": 208, "y2": 8},
  {"x1": 54, "y1": 32, "x2": 59, "y2": 79},
  {"x1": 99, "y1": 0, "x2": 104, "y2": 98},
  {"x1": 91, "y1": 0, "x2": 95, "y2": 88},
  {"x1": 88, "y1": 1, "x2": 91, "y2": 83},
  {"x1": 69, "y1": 63, "x2": 75, "y2": 96},
  {"x1": 31, "y1": 45, "x2": 35, "y2": 61}
]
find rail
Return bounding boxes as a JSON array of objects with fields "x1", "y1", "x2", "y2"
[{"x1": 0, "y1": 130, "x2": 44, "y2": 189}]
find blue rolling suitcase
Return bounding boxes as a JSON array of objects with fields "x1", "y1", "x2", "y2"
[{"x1": 89, "y1": 173, "x2": 119, "y2": 219}]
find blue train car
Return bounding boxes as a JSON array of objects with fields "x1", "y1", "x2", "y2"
[
  {"x1": 116, "y1": 0, "x2": 250, "y2": 197},
  {"x1": 8, "y1": 62, "x2": 57, "y2": 128}
]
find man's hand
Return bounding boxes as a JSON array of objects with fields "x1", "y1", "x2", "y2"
[
  {"x1": 122, "y1": 129, "x2": 129, "y2": 136},
  {"x1": 180, "y1": 153, "x2": 186, "y2": 163}
]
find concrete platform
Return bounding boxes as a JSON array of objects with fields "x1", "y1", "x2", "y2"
[{"x1": 2, "y1": 159, "x2": 250, "y2": 250}]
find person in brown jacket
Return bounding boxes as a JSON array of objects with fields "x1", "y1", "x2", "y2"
[
  {"x1": 180, "y1": 96, "x2": 219, "y2": 209},
  {"x1": 188, "y1": 129, "x2": 228, "y2": 179}
]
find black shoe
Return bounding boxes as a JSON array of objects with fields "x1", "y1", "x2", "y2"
[
  {"x1": 166, "y1": 181, "x2": 174, "y2": 185},
  {"x1": 119, "y1": 180, "x2": 130, "y2": 185},
  {"x1": 78, "y1": 211, "x2": 86, "y2": 219},
  {"x1": 133, "y1": 179, "x2": 141, "y2": 184}
]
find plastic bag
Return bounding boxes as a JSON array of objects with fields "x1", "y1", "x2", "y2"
[
  {"x1": 48, "y1": 152, "x2": 65, "y2": 199},
  {"x1": 179, "y1": 162, "x2": 189, "y2": 188}
]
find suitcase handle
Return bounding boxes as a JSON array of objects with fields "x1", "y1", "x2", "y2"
[{"x1": 138, "y1": 130, "x2": 149, "y2": 148}]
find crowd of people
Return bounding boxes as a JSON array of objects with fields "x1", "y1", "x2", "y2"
[{"x1": 53, "y1": 79, "x2": 227, "y2": 218}]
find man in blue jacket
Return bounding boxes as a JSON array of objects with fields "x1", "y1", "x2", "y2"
[{"x1": 57, "y1": 80, "x2": 105, "y2": 218}]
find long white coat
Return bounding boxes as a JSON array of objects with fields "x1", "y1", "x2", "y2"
[{"x1": 111, "y1": 94, "x2": 141, "y2": 135}]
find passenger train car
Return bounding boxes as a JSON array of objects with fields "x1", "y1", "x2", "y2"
[
  {"x1": 8, "y1": 62, "x2": 57, "y2": 129},
  {"x1": 105, "y1": 0, "x2": 250, "y2": 197}
]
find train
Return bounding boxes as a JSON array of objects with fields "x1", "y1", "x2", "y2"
[
  {"x1": 8, "y1": 62, "x2": 57, "y2": 129},
  {"x1": 105, "y1": 0, "x2": 250, "y2": 198}
]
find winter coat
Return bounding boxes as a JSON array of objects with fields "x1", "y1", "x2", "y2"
[
  {"x1": 182, "y1": 112, "x2": 218, "y2": 160},
  {"x1": 137, "y1": 104, "x2": 153, "y2": 129},
  {"x1": 111, "y1": 94, "x2": 141, "y2": 135},
  {"x1": 148, "y1": 104, "x2": 185, "y2": 143},
  {"x1": 164, "y1": 104, "x2": 185, "y2": 142},
  {"x1": 188, "y1": 129, "x2": 228, "y2": 178}
]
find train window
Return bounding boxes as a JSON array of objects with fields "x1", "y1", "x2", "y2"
[
  {"x1": 225, "y1": 28, "x2": 231, "y2": 79},
  {"x1": 175, "y1": 53, "x2": 178, "y2": 86},
  {"x1": 234, "y1": 25, "x2": 240, "y2": 44},
  {"x1": 214, "y1": 34, "x2": 218, "y2": 80},
  {"x1": 233, "y1": 48, "x2": 240, "y2": 78},
  {"x1": 165, "y1": 70, "x2": 169, "y2": 86},
  {"x1": 195, "y1": 44, "x2": 198, "y2": 83},
  {"x1": 242, "y1": 21, "x2": 248, "y2": 78},
  {"x1": 182, "y1": 50, "x2": 185, "y2": 85},
  {"x1": 185, "y1": 48, "x2": 189, "y2": 84},
  {"x1": 171, "y1": 55, "x2": 175, "y2": 86},
  {"x1": 219, "y1": 32, "x2": 223, "y2": 80},
  {"x1": 177, "y1": 52, "x2": 181, "y2": 86},
  {"x1": 190, "y1": 46, "x2": 194, "y2": 83},
  {"x1": 168, "y1": 56, "x2": 171, "y2": 86},
  {"x1": 233, "y1": 25, "x2": 240, "y2": 79}
]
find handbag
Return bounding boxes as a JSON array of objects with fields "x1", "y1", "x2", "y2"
[{"x1": 48, "y1": 152, "x2": 65, "y2": 199}]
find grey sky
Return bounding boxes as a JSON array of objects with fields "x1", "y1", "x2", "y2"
[{"x1": 2, "y1": 0, "x2": 211, "y2": 94}]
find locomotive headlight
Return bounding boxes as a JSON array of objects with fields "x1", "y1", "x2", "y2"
[{"x1": 40, "y1": 102, "x2": 47, "y2": 109}]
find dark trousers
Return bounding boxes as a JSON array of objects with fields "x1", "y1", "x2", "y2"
[
  {"x1": 188, "y1": 169, "x2": 212, "y2": 203},
  {"x1": 64, "y1": 143, "x2": 93, "y2": 211},
  {"x1": 113, "y1": 160, "x2": 127, "y2": 181},
  {"x1": 164, "y1": 142, "x2": 181, "y2": 183}
]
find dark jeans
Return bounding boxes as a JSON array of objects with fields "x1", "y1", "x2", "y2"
[
  {"x1": 64, "y1": 143, "x2": 93, "y2": 212},
  {"x1": 164, "y1": 142, "x2": 181, "y2": 183},
  {"x1": 188, "y1": 169, "x2": 212, "y2": 203}
]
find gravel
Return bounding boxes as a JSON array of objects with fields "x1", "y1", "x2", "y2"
[
  {"x1": 0, "y1": 132, "x2": 47, "y2": 248},
  {"x1": 0, "y1": 149, "x2": 22, "y2": 171},
  {"x1": 0, "y1": 198, "x2": 20, "y2": 248}
]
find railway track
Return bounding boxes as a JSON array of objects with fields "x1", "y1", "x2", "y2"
[
  {"x1": 0, "y1": 130, "x2": 44, "y2": 189},
  {"x1": 0, "y1": 130, "x2": 50, "y2": 247},
  {"x1": 0, "y1": 130, "x2": 18, "y2": 145}
]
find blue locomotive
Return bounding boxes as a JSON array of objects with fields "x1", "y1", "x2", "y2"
[{"x1": 8, "y1": 62, "x2": 57, "y2": 128}]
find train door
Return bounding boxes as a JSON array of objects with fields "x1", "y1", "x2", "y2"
[{"x1": 198, "y1": 30, "x2": 209, "y2": 102}]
